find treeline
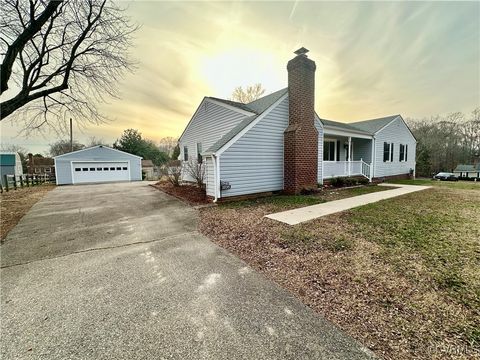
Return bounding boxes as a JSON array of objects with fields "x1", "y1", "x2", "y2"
[{"x1": 406, "y1": 108, "x2": 480, "y2": 177}]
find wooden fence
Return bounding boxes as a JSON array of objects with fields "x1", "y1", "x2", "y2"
[{"x1": 0, "y1": 174, "x2": 55, "y2": 193}]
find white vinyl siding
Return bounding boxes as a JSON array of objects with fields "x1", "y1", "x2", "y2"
[
  {"x1": 373, "y1": 117, "x2": 416, "y2": 178},
  {"x1": 205, "y1": 156, "x2": 215, "y2": 197},
  {"x1": 179, "y1": 100, "x2": 247, "y2": 182},
  {"x1": 352, "y1": 138, "x2": 372, "y2": 163},
  {"x1": 219, "y1": 97, "x2": 289, "y2": 197}
]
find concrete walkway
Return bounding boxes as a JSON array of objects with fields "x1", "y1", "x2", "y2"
[
  {"x1": 266, "y1": 183, "x2": 431, "y2": 225},
  {"x1": 1, "y1": 182, "x2": 375, "y2": 360}
]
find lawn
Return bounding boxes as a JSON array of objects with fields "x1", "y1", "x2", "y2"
[
  {"x1": 199, "y1": 184, "x2": 480, "y2": 360},
  {"x1": 0, "y1": 185, "x2": 55, "y2": 242},
  {"x1": 389, "y1": 178, "x2": 480, "y2": 190}
]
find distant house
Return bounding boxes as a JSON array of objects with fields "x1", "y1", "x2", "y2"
[
  {"x1": 27, "y1": 153, "x2": 55, "y2": 178},
  {"x1": 141, "y1": 159, "x2": 158, "y2": 180},
  {"x1": 0, "y1": 152, "x2": 23, "y2": 184},
  {"x1": 178, "y1": 48, "x2": 417, "y2": 201},
  {"x1": 453, "y1": 164, "x2": 480, "y2": 179}
]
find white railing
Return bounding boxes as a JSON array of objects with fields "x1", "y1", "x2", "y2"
[{"x1": 324, "y1": 160, "x2": 371, "y2": 180}]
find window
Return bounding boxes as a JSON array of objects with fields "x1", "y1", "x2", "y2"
[
  {"x1": 383, "y1": 142, "x2": 394, "y2": 162},
  {"x1": 184, "y1": 146, "x2": 189, "y2": 161},
  {"x1": 90, "y1": 167, "x2": 95, "y2": 171},
  {"x1": 399, "y1": 144, "x2": 408, "y2": 162},
  {"x1": 97, "y1": 167, "x2": 102, "y2": 171},
  {"x1": 116, "y1": 167, "x2": 121, "y2": 170},
  {"x1": 34, "y1": 168, "x2": 40, "y2": 174},
  {"x1": 75, "y1": 168, "x2": 81, "y2": 172},
  {"x1": 122, "y1": 167, "x2": 127, "y2": 170},
  {"x1": 197, "y1": 143, "x2": 203, "y2": 163},
  {"x1": 82, "y1": 168, "x2": 88, "y2": 171},
  {"x1": 110, "y1": 167, "x2": 115, "y2": 170},
  {"x1": 104, "y1": 167, "x2": 109, "y2": 171},
  {"x1": 44, "y1": 167, "x2": 51, "y2": 173},
  {"x1": 323, "y1": 141, "x2": 336, "y2": 161}
]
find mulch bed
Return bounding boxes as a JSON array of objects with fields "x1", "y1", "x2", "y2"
[
  {"x1": 1, "y1": 185, "x2": 55, "y2": 242},
  {"x1": 152, "y1": 182, "x2": 211, "y2": 205}
]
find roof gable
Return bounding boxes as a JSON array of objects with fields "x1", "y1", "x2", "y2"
[
  {"x1": 53, "y1": 145, "x2": 142, "y2": 159},
  {"x1": 245, "y1": 88, "x2": 288, "y2": 114}
]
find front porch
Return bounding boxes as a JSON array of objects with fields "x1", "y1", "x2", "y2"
[{"x1": 322, "y1": 134, "x2": 373, "y2": 180}]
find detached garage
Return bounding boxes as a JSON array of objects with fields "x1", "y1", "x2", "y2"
[{"x1": 54, "y1": 146, "x2": 142, "y2": 185}]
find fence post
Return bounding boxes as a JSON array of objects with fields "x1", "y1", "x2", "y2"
[
  {"x1": 19, "y1": 175, "x2": 24, "y2": 188},
  {"x1": 13, "y1": 175, "x2": 17, "y2": 190},
  {"x1": 26, "y1": 175, "x2": 29, "y2": 187},
  {"x1": 4, "y1": 175, "x2": 9, "y2": 192}
]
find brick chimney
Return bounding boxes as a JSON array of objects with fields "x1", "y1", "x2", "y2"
[
  {"x1": 28, "y1": 153, "x2": 33, "y2": 175},
  {"x1": 284, "y1": 47, "x2": 318, "y2": 194}
]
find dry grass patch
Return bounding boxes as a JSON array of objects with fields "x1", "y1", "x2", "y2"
[
  {"x1": 199, "y1": 186, "x2": 480, "y2": 360},
  {"x1": 1, "y1": 185, "x2": 55, "y2": 242}
]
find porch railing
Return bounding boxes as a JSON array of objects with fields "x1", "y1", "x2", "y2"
[{"x1": 323, "y1": 160, "x2": 371, "y2": 180}]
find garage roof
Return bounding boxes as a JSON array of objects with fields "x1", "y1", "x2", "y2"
[{"x1": 53, "y1": 145, "x2": 142, "y2": 159}]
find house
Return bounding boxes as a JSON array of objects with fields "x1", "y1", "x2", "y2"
[
  {"x1": 453, "y1": 164, "x2": 480, "y2": 179},
  {"x1": 27, "y1": 153, "x2": 55, "y2": 178},
  {"x1": 179, "y1": 48, "x2": 416, "y2": 201},
  {"x1": 141, "y1": 159, "x2": 158, "y2": 180},
  {"x1": 0, "y1": 152, "x2": 23, "y2": 184},
  {"x1": 54, "y1": 145, "x2": 142, "y2": 185}
]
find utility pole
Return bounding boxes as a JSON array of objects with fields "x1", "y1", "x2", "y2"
[{"x1": 70, "y1": 118, "x2": 73, "y2": 152}]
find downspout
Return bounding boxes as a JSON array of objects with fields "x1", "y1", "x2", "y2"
[
  {"x1": 212, "y1": 154, "x2": 221, "y2": 203},
  {"x1": 212, "y1": 155, "x2": 218, "y2": 203}
]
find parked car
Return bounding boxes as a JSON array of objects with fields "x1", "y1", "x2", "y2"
[{"x1": 433, "y1": 172, "x2": 458, "y2": 181}]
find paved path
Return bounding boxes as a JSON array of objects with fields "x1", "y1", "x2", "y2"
[
  {"x1": 266, "y1": 183, "x2": 431, "y2": 225},
  {"x1": 1, "y1": 182, "x2": 375, "y2": 360}
]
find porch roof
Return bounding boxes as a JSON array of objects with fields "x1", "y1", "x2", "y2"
[{"x1": 319, "y1": 114, "x2": 400, "y2": 136}]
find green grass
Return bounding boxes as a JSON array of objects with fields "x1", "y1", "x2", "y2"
[
  {"x1": 222, "y1": 194, "x2": 325, "y2": 209},
  {"x1": 348, "y1": 187, "x2": 480, "y2": 311},
  {"x1": 389, "y1": 178, "x2": 480, "y2": 190}
]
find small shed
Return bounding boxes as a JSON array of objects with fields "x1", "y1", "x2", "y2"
[
  {"x1": 54, "y1": 146, "x2": 142, "y2": 185},
  {"x1": 0, "y1": 152, "x2": 23, "y2": 183}
]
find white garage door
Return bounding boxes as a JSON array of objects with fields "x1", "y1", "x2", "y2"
[{"x1": 72, "y1": 162, "x2": 129, "y2": 184}]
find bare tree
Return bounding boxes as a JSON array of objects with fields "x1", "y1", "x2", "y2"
[
  {"x1": 158, "y1": 136, "x2": 178, "y2": 156},
  {"x1": 185, "y1": 159, "x2": 205, "y2": 190},
  {"x1": 163, "y1": 160, "x2": 182, "y2": 187},
  {"x1": 0, "y1": 0, "x2": 138, "y2": 133},
  {"x1": 231, "y1": 83, "x2": 265, "y2": 103},
  {"x1": 87, "y1": 136, "x2": 109, "y2": 147},
  {"x1": 49, "y1": 139, "x2": 84, "y2": 156}
]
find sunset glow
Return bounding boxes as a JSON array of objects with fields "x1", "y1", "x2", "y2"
[{"x1": 1, "y1": 1, "x2": 479, "y2": 153}]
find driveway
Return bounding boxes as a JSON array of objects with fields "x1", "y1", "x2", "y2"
[{"x1": 1, "y1": 182, "x2": 375, "y2": 360}]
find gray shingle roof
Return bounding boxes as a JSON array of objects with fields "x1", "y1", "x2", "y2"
[
  {"x1": 245, "y1": 88, "x2": 288, "y2": 114},
  {"x1": 320, "y1": 118, "x2": 372, "y2": 134},
  {"x1": 350, "y1": 115, "x2": 400, "y2": 134},
  {"x1": 207, "y1": 88, "x2": 288, "y2": 115},
  {"x1": 204, "y1": 115, "x2": 258, "y2": 154},
  {"x1": 207, "y1": 97, "x2": 255, "y2": 113},
  {"x1": 454, "y1": 164, "x2": 476, "y2": 172}
]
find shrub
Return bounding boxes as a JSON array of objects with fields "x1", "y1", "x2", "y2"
[
  {"x1": 162, "y1": 160, "x2": 182, "y2": 186},
  {"x1": 358, "y1": 177, "x2": 370, "y2": 185},
  {"x1": 330, "y1": 177, "x2": 346, "y2": 187},
  {"x1": 185, "y1": 159, "x2": 205, "y2": 189}
]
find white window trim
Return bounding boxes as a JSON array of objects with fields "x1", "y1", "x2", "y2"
[{"x1": 323, "y1": 139, "x2": 337, "y2": 162}]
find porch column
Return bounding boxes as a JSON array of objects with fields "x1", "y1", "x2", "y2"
[{"x1": 348, "y1": 136, "x2": 352, "y2": 176}]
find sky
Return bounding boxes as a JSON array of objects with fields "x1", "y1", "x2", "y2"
[{"x1": 1, "y1": 0, "x2": 479, "y2": 154}]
